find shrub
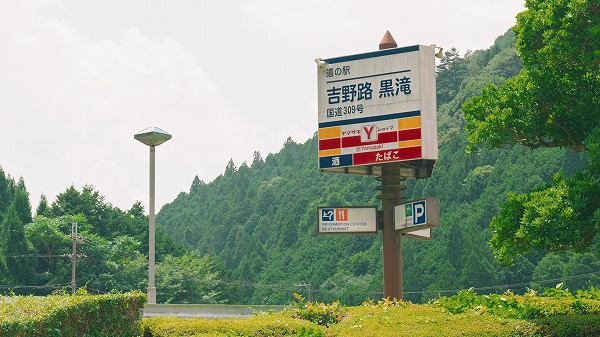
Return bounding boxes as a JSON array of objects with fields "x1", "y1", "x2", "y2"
[
  {"x1": 361, "y1": 297, "x2": 411, "y2": 309},
  {"x1": 295, "y1": 326, "x2": 324, "y2": 337},
  {"x1": 0, "y1": 291, "x2": 146, "y2": 337},
  {"x1": 142, "y1": 314, "x2": 322, "y2": 337},
  {"x1": 434, "y1": 285, "x2": 600, "y2": 319},
  {"x1": 290, "y1": 293, "x2": 347, "y2": 327},
  {"x1": 531, "y1": 315, "x2": 600, "y2": 337}
]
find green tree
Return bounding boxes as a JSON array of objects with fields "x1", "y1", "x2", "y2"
[
  {"x1": 156, "y1": 253, "x2": 225, "y2": 304},
  {"x1": 436, "y1": 48, "x2": 469, "y2": 106},
  {"x1": 190, "y1": 175, "x2": 204, "y2": 194},
  {"x1": 11, "y1": 187, "x2": 32, "y2": 225},
  {"x1": 463, "y1": 0, "x2": 600, "y2": 261},
  {"x1": 563, "y1": 252, "x2": 600, "y2": 290},
  {"x1": 82, "y1": 235, "x2": 147, "y2": 293},
  {"x1": 464, "y1": 0, "x2": 599, "y2": 152},
  {"x1": 224, "y1": 159, "x2": 237, "y2": 176},
  {"x1": 25, "y1": 216, "x2": 73, "y2": 286},
  {"x1": 0, "y1": 168, "x2": 13, "y2": 213},
  {"x1": 530, "y1": 253, "x2": 567, "y2": 290},
  {"x1": 36, "y1": 194, "x2": 50, "y2": 217},
  {"x1": 4, "y1": 204, "x2": 30, "y2": 282}
]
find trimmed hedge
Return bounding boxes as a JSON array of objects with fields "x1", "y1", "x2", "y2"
[
  {"x1": 0, "y1": 291, "x2": 146, "y2": 337},
  {"x1": 142, "y1": 298, "x2": 600, "y2": 337},
  {"x1": 530, "y1": 315, "x2": 600, "y2": 337},
  {"x1": 143, "y1": 307, "x2": 600, "y2": 337},
  {"x1": 142, "y1": 314, "x2": 323, "y2": 337}
]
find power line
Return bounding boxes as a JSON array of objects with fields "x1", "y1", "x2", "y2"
[
  {"x1": 0, "y1": 283, "x2": 69, "y2": 289},
  {"x1": 404, "y1": 270, "x2": 600, "y2": 296},
  {"x1": 6, "y1": 254, "x2": 69, "y2": 258},
  {"x1": 219, "y1": 270, "x2": 600, "y2": 300}
]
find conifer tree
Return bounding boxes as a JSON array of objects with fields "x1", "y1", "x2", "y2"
[
  {"x1": 190, "y1": 175, "x2": 204, "y2": 194},
  {"x1": 4, "y1": 204, "x2": 30, "y2": 281},
  {"x1": 0, "y1": 168, "x2": 12, "y2": 213},
  {"x1": 36, "y1": 194, "x2": 50, "y2": 217},
  {"x1": 224, "y1": 159, "x2": 237, "y2": 176},
  {"x1": 11, "y1": 187, "x2": 32, "y2": 225},
  {"x1": 251, "y1": 151, "x2": 264, "y2": 168}
]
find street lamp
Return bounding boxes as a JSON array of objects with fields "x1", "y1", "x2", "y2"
[{"x1": 134, "y1": 127, "x2": 172, "y2": 304}]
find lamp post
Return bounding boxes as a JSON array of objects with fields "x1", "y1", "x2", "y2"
[{"x1": 134, "y1": 127, "x2": 172, "y2": 304}]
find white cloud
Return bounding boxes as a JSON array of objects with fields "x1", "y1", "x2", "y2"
[{"x1": 0, "y1": 0, "x2": 255, "y2": 211}]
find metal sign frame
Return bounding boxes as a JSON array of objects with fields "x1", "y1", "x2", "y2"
[
  {"x1": 316, "y1": 45, "x2": 438, "y2": 179},
  {"x1": 316, "y1": 206, "x2": 378, "y2": 235}
]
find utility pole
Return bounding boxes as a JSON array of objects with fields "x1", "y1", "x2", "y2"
[
  {"x1": 379, "y1": 31, "x2": 405, "y2": 301},
  {"x1": 71, "y1": 222, "x2": 78, "y2": 294},
  {"x1": 296, "y1": 283, "x2": 313, "y2": 302}
]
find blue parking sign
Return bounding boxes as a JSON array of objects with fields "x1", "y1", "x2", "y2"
[
  {"x1": 412, "y1": 200, "x2": 426, "y2": 225},
  {"x1": 321, "y1": 208, "x2": 335, "y2": 222}
]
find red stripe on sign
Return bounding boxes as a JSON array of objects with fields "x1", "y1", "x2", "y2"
[
  {"x1": 319, "y1": 137, "x2": 341, "y2": 150},
  {"x1": 341, "y1": 131, "x2": 398, "y2": 148},
  {"x1": 398, "y1": 128, "x2": 421, "y2": 141},
  {"x1": 353, "y1": 147, "x2": 422, "y2": 165}
]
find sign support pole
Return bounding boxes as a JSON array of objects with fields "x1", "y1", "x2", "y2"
[
  {"x1": 382, "y1": 163, "x2": 404, "y2": 300},
  {"x1": 380, "y1": 32, "x2": 404, "y2": 300}
]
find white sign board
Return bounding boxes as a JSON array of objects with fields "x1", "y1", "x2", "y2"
[
  {"x1": 394, "y1": 198, "x2": 440, "y2": 232},
  {"x1": 318, "y1": 207, "x2": 377, "y2": 234},
  {"x1": 402, "y1": 228, "x2": 431, "y2": 240},
  {"x1": 317, "y1": 45, "x2": 437, "y2": 176}
]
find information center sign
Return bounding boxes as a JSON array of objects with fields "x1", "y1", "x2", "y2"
[
  {"x1": 317, "y1": 45, "x2": 438, "y2": 176},
  {"x1": 394, "y1": 198, "x2": 440, "y2": 232},
  {"x1": 318, "y1": 207, "x2": 377, "y2": 234}
]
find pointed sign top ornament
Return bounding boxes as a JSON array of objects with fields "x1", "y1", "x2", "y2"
[{"x1": 379, "y1": 30, "x2": 398, "y2": 50}]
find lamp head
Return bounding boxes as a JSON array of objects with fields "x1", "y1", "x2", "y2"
[
  {"x1": 314, "y1": 58, "x2": 327, "y2": 69},
  {"x1": 430, "y1": 44, "x2": 444, "y2": 59},
  {"x1": 134, "y1": 127, "x2": 172, "y2": 147}
]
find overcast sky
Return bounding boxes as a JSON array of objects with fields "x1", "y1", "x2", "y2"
[{"x1": 0, "y1": 0, "x2": 524, "y2": 212}]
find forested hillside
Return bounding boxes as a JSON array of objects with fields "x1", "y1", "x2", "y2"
[
  {"x1": 157, "y1": 29, "x2": 599, "y2": 304},
  {"x1": 1, "y1": 28, "x2": 596, "y2": 306},
  {"x1": 0, "y1": 173, "x2": 228, "y2": 304}
]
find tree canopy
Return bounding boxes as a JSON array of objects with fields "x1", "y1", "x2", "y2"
[
  {"x1": 464, "y1": 0, "x2": 599, "y2": 153},
  {"x1": 463, "y1": 0, "x2": 600, "y2": 261}
]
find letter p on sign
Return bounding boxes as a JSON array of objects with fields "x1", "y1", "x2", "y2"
[{"x1": 413, "y1": 201, "x2": 426, "y2": 225}]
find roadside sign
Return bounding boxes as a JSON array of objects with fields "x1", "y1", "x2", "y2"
[
  {"x1": 402, "y1": 228, "x2": 431, "y2": 240},
  {"x1": 318, "y1": 207, "x2": 377, "y2": 234},
  {"x1": 317, "y1": 45, "x2": 437, "y2": 177},
  {"x1": 394, "y1": 198, "x2": 439, "y2": 232}
]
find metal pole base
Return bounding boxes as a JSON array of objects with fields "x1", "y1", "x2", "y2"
[
  {"x1": 147, "y1": 287, "x2": 157, "y2": 304},
  {"x1": 382, "y1": 163, "x2": 404, "y2": 300}
]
